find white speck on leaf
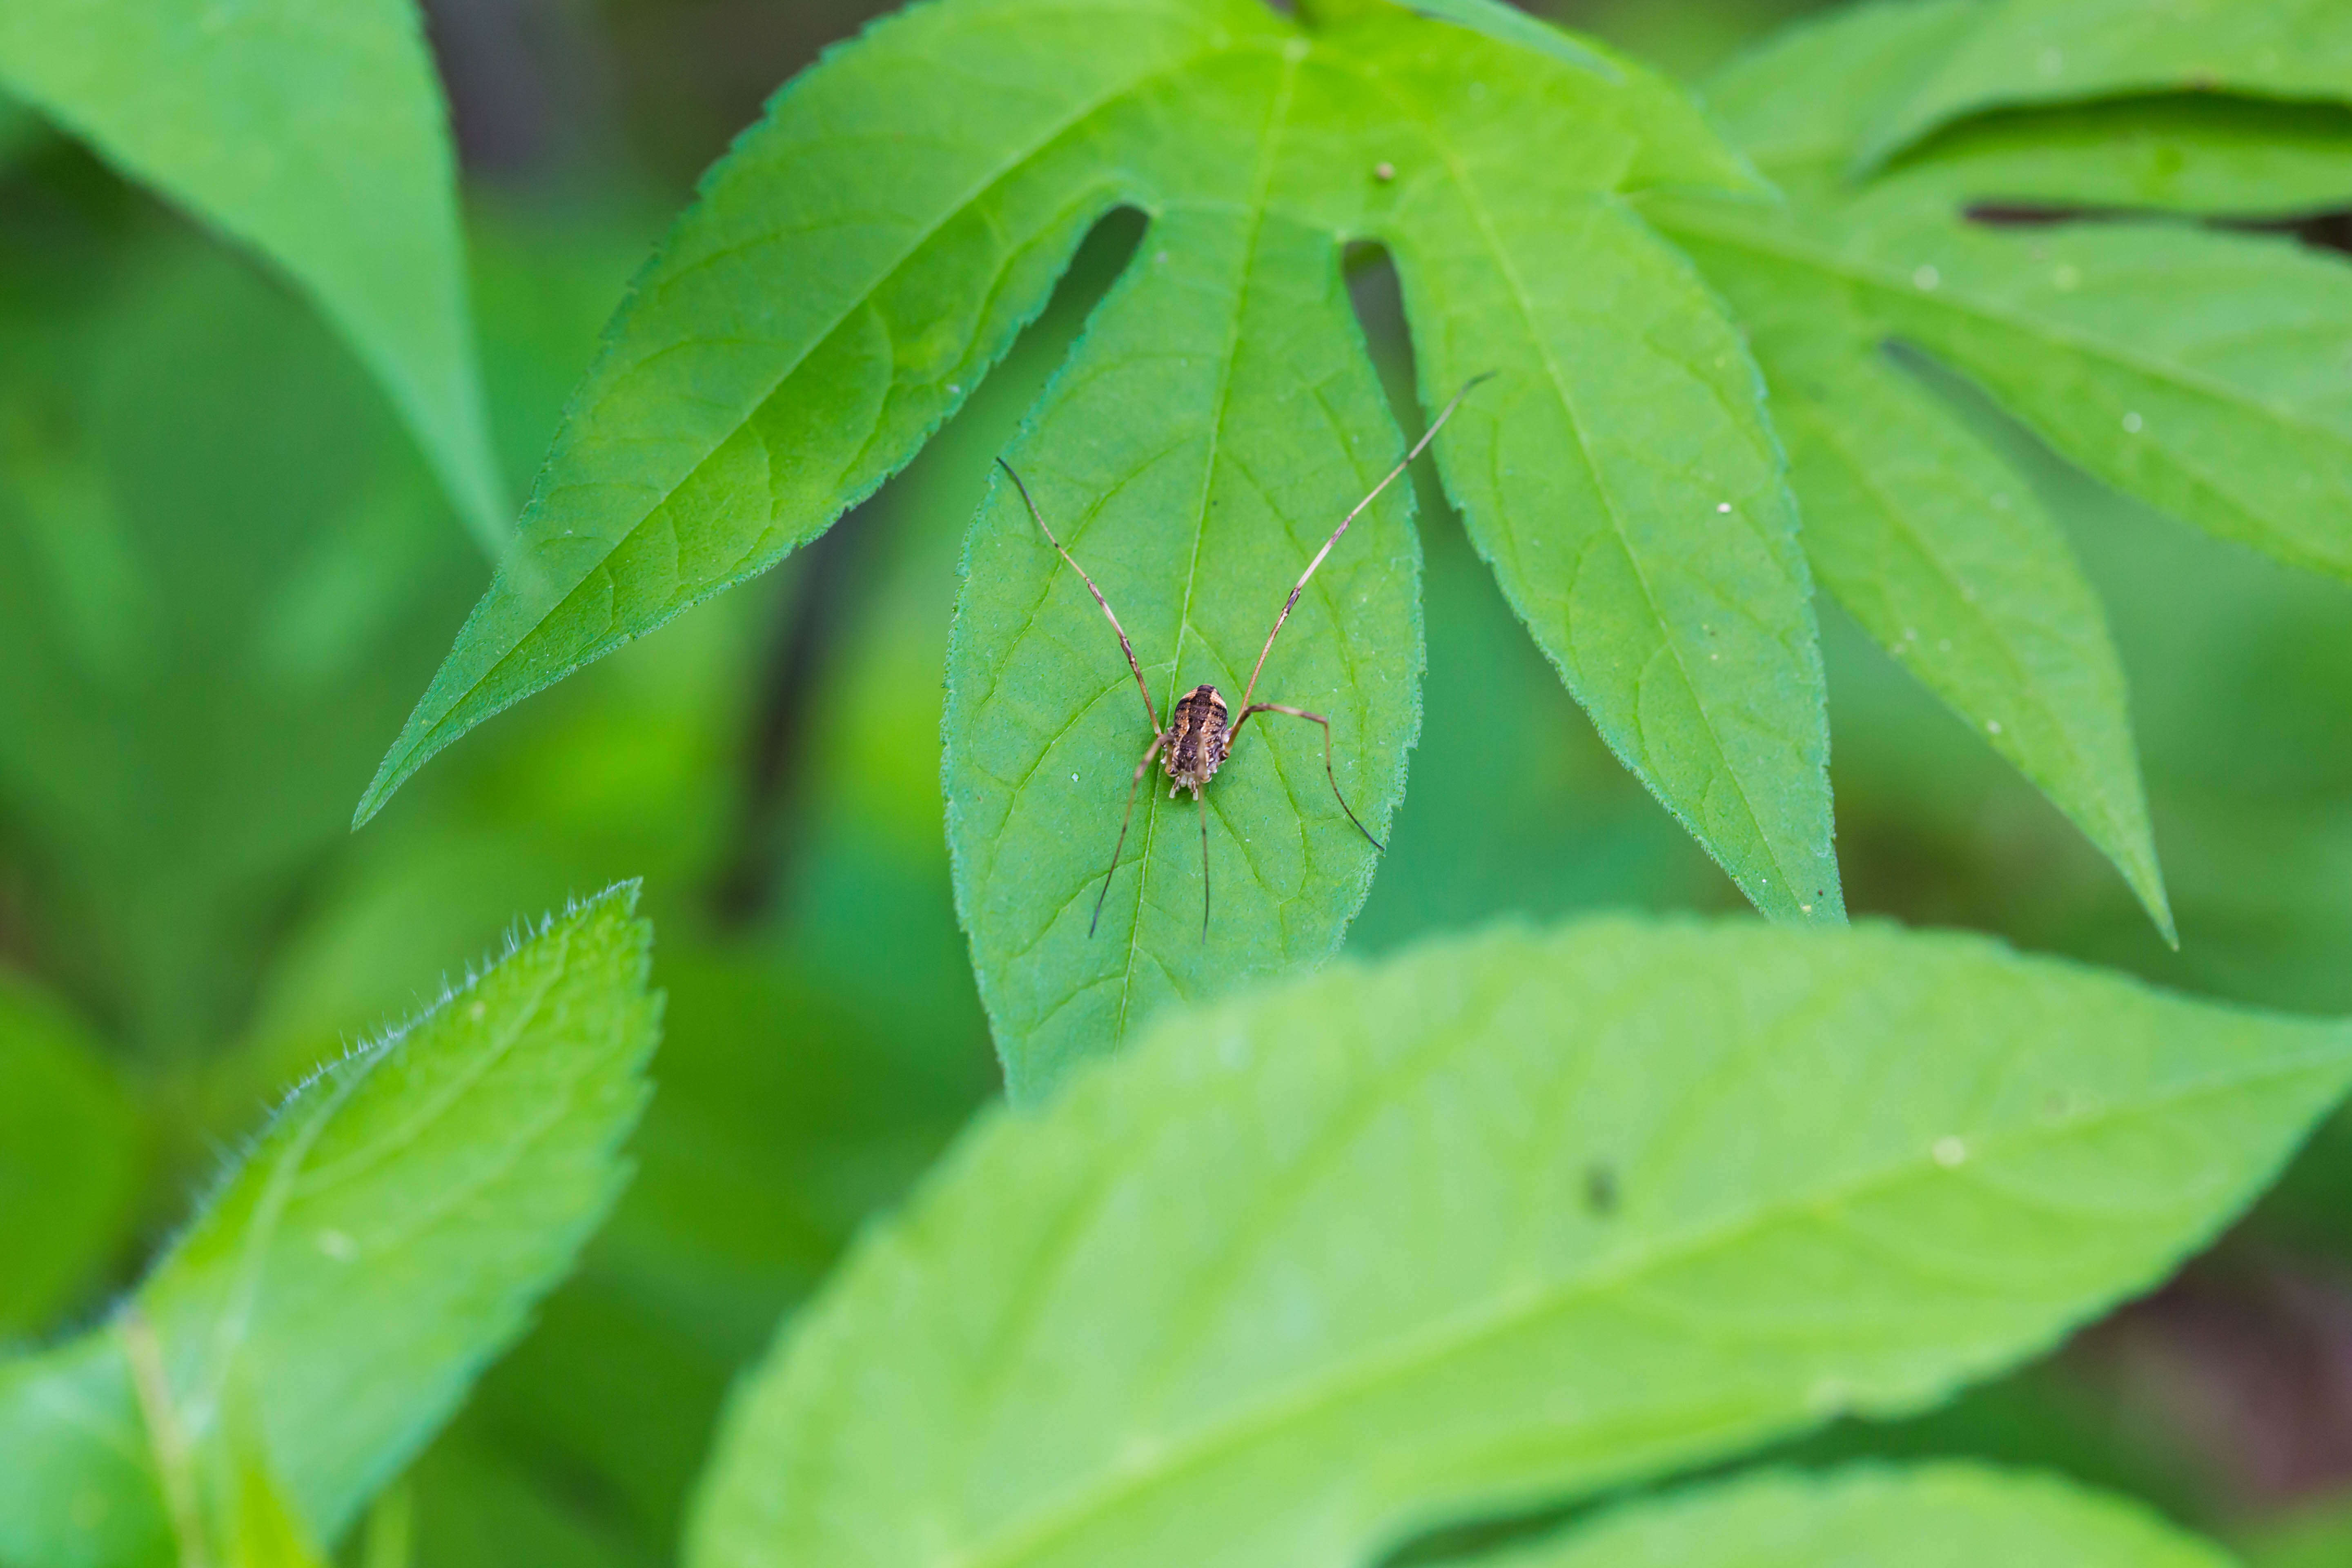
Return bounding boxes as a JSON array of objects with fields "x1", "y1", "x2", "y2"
[
  {"x1": 2123, "y1": 411, "x2": 2144, "y2": 434},
  {"x1": 318, "y1": 1229, "x2": 359, "y2": 1261},
  {"x1": 1933, "y1": 1136, "x2": 1968, "y2": 1168},
  {"x1": 1912, "y1": 264, "x2": 1940, "y2": 291}
]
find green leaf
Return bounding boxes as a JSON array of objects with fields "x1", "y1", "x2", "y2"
[
  {"x1": 1861, "y1": 0, "x2": 2352, "y2": 171},
  {"x1": 352, "y1": 0, "x2": 1248, "y2": 825},
  {"x1": 944, "y1": 199, "x2": 1424, "y2": 1102},
  {"x1": 0, "y1": 975, "x2": 140, "y2": 1338},
  {"x1": 688, "y1": 915, "x2": 2352, "y2": 1568},
  {"x1": 0, "y1": 234, "x2": 479, "y2": 1056},
  {"x1": 1897, "y1": 97, "x2": 2352, "y2": 219},
  {"x1": 1372, "y1": 158, "x2": 1839, "y2": 927},
  {"x1": 1491, "y1": 1464, "x2": 2234, "y2": 1568},
  {"x1": 1673, "y1": 253, "x2": 2169, "y2": 938},
  {"x1": 0, "y1": 0, "x2": 506, "y2": 550},
  {"x1": 0, "y1": 889, "x2": 661, "y2": 1568},
  {"x1": 1643, "y1": 0, "x2": 2352, "y2": 935},
  {"x1": 365, "y1": 0, "x2": 1833, "y2": 993}
]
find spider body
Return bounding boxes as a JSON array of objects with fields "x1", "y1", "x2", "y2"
[
  {"x1": 1165, "y1": 684, "x2": 1230, "y2": 798},
  {"x1": 996, "y1": 372, "x2": 1489, "y2": 939}
]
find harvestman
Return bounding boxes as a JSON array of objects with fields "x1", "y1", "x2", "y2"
[{"x1": 999, "y1": 374, "x2": 1492, "y2": 940}]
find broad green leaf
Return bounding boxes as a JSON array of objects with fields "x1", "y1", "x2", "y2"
[
  {"x1": 1492, "y1": 1464, "x2": 2234, "y2": 1568},
  {"x1": 0, "y1": 0, "x2": 506, "y2": 549},
  {"x1": 0, "y1": 889, "x2": 661, "y2": 1568},
  {"x1": 367, "y1": 0, "x2": 1833, "y2": 991},
  {"x1": 688, "y1": 916, "x2": 2352, "y2": 1568},
  {"x1": 0, "y1": 975, "x2": 140, "y2": 1337},
  {"x1": 1862, "y1": 0, "x2": 2352, "y2": 170}
]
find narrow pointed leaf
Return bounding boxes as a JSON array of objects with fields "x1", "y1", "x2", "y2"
[
  {"x1": 1278, "y1": 6, "x2": 1840, "y2": 925},
  {"x1": 0, "y1": 889, "x2": 661, "y2": 1568},
  {"x1": 1641, "y1": 0, "x2": 2352, "y2": 936},
  {"x1": 689, "y1": 916, "x2": 2352, "y2": 1568},
  {"x1": 1901, "y1": 98, "x2": 2352, "y2": 219},
  {"x1": 1706, "y1": 0, "x2": 2352, "y2": 219},
  {"x1": 1662, "y1": 197, "x2": 2352, "y2": 588},
  {"x1": 944, "y1": 200, "x2": 1421, "y2": 1101},
  {"x1": 1496, "y1": 1465, "x2": 2235, "y2": 1568},
  {"x1": 1862, "y1": 0, "x2": 2352, "y2": 170},
  {"x1": 354, "y1": 0, "x2": 1277, "y2": 823},
  {"x1": 1383, "y1": 198, "x2": 1837, "y2": 920},
  {"x1": 0, "y1": 0, "x2": 505, "y2": 550},
  {"x1": 1673, "y1": 251, "x2": 2168, "y2": 935},
  {"x1": 0, "y1": 977, "x2": 141, "y2": 1336}
]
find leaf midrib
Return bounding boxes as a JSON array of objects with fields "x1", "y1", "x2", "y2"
[
  {"x1": 946, "y1": 1045, "x2": 2348, "y2": 1568},
  {"x1": 1112, "y1": 44, "x2": 1304, "y2": 1049}
]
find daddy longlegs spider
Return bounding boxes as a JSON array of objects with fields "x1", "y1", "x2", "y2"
[{"x1": 1000, "y1": 373, "x2": 1492, "y2": 941}]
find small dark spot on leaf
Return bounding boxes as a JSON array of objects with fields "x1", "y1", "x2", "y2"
[{"x1": 1582, "y1": 1161, "x2": 1618, "y2": 1217}]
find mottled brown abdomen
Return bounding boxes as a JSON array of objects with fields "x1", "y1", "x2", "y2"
[{"x1": 1165, "y1": 683, "x2": 1229, "y2": 797}]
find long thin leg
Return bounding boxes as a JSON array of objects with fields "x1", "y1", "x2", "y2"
[
  {"x1": 999, "y1": 458, "x2": 1161, "y2": 734},
  {"x1": 1091, "y1": 731, "x2": 1167, "y2": 937},
  {"x1": 1238, "y1": 372, "x2": 1496, "y2": 713},
  {"x1": 1198, "y1": 786, "x2": 1211, "y2": 941},
  {"x1": 1230, "y1": 702, "x2": 1384, "y2": 851}
]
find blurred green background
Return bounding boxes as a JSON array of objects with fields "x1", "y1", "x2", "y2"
[{"x1": 2, "y1": 1, "x2": 2348, "y2": 1564}]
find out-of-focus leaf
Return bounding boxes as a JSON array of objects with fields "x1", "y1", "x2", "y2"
[
  {"x1": 690, "y1": 916, "x2": 2352, "y2": 1568},
  {"x1": 0, "y1": 0, "x2": 505, "y2": 546},
  {"x1": 213, "y1": 1425, "x2": 331, "y2": 1568},
  {"x1": 0, "y1": 889, "x2": 661, "y2": 1568},
  {"x1": 397, "y1": 1423, "x2": 645, "y2": 1568},
  {"x1": 0, "y1": 974, "x2": 139, "y2": 1337},
  {"x1": 0, "y1": 234, "x2": 477, "y2": 1055},
  {"x1": 1490, "y1": 1464, "x2": 2233, "y2": 1568},
  {"x1": 1907, "y1": 97, "x2": 2352, "y2": 218},
  {"x1": 2243, "y1": 1497, "x2": 2352, "y2": 1568},
  {"x1": 0, "y1": 86, "x2": 40, "y2": 170},
  {"x1": 1645, "y1": 0, "x2": 2352, "y2": 938},
  {"x1": 1862, "y1": 0, "x2": 2352, "y2": 170}
]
